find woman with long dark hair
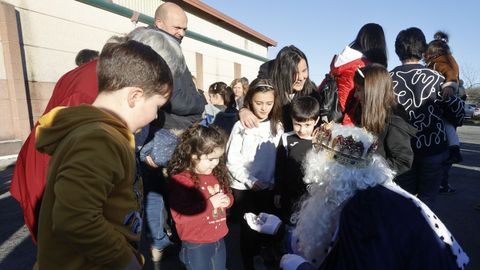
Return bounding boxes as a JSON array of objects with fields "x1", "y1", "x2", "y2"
[
  {"x1": 322, "y1": 23, "x2": 387, "y2": 125},
  {"x1": 240, "y1": 45, "x2": 318, "y2": 131}
]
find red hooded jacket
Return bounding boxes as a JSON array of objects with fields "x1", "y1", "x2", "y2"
[
  {"x1": 9, "y1": 60, "x2": 98, "y2": 242},
  {"x1": 328, "y1": 47, "x2": 368, "y2": 125}
]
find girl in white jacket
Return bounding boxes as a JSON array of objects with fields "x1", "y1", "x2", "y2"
[{"x1": 226, "y1": 78, "x2": 283, "y2": 269}]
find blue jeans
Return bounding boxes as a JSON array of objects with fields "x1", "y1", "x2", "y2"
[
  {"x1": 145, "y1": 190, "x2": 172, "y2": 250},
  {"x1": 180, "y1": 239, "x2": 226, "y2": 270},
  {"x1": 138, "y1": 125, "x2": 173, "y2": 251},
  {"x1": 395, "y1": 150, "x2": 449, "y2": 207}
]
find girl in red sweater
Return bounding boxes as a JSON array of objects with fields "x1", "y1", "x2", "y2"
[{"x1": 167, "y1": 123, "x2": 233, "y2": 270}]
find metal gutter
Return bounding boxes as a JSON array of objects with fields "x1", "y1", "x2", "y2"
[{"x1": 76, "y1": 0, "x2": 270, "y2": 62}]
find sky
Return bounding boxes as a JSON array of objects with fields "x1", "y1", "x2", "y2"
[{"x1": 201, "y1": 0, "x2": 480, "y2": 86}]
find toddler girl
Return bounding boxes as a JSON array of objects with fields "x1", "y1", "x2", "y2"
[
  {"x1": 167, "y1": 123, "x2": 234, "y2": 270},
  {"x1": 425, "y1": 31, "x2": 463, "y2": 163},
  {"x1": 425, "y1": 31, "x2": 464, "y2": 193}
]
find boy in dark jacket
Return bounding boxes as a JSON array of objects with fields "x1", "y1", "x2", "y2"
[{"x1": 274, "y1": 96, "x2": 320, "y2": 224}]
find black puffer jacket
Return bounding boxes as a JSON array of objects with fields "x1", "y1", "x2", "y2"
[
  {"x1": 377, "y1": 108, "x2": 417, "y2": 176},
  {"x1": 159, "y1": 66, "x2": 206, "y2": 129}
]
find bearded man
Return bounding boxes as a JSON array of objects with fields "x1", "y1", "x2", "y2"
[{"x1": 275, "y1": 123, "x2": 468, "y2": 270}]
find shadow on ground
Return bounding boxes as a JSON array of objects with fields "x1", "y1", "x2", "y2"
[{"x1": 435, "y1": 141, "x2": 480, "y2": 270}]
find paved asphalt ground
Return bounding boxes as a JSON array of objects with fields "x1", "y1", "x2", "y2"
[{"x1": 0, "y1": 125, "x2": 479, "y2": 270}]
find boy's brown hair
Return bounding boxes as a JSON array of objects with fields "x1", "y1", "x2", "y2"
[{"x1": 97, "y1": 39, "x2": 173, "y2": 98}]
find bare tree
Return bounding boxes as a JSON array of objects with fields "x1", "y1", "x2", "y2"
[{"x1": 461, "y1": 63, "x2": 480, "y2": 89}]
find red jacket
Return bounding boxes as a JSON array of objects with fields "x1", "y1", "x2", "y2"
[
  {"x1": 9, "y1": 60, "x2": 98, "y2": 242},
  {"x1": 169, "y1": 171, "x2": 233, "y2": 243},
  {"x1": 329, "y1": 47, "x2": 368, "y2": 125}
]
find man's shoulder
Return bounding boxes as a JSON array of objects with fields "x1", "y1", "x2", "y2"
[
  {"x1": 390, "y1": 64, "x2": 443, "y2": 91},
  {"x1": 391, "y1": 64, "x2": 442, "y2": 77},
  {"x1": 346, "y1": 185, "x2": 417, "y2": 214}
]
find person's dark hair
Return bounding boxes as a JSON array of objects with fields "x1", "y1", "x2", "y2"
[
  {"x1": 353, "y1": 63, "x2": 396, "y2": 134},
  {"x1": 97, "y1": 39, "x2": 173, "y2": 98},
  {"x1": 240, "y1": 77, "x2": 249, "y2": 86},
  {"x1": 75, "y1": 49, "x2": 99, "y2": 66},
  {"x1": 270, "y1": 45, "x2": 316, "y2": 106},
  {"x1": 350, "y1": 23, "x2": 388, "y2": 67},
  {"x1": 434, "y1": 31, "x2": 449, "y2": 43},
  {"x1": 243, "y1": 78, "x2": 282, "y2": 135},
  {"x1": 208, "y1": 82, "x2": 234, "y2": 106},
  {"x1": 167, "y1": 123, "x2": 231, "y2": 191},
  {"x1": 425, "y1": 31, "x2": 452, "y2": 63},
  {"x1": 290, "y1": 96, "x2": 320, "y2": 122},
  {"x1": 257, "y1": 59, "x2": 275, "y2": 80},
  {"x1": 394, "y1": 27, "x2": 427, "y2": 62}
]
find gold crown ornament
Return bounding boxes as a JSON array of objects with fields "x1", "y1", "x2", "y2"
[{"x1": 313, "y1": 122, "x2": 378, "y2": 168}]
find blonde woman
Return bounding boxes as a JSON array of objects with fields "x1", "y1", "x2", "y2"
[{"x1": 230, "y1": 78, "x2": 248, "y2": 109}]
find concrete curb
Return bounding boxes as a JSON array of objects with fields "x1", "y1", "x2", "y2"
[{"x1": 0, "y1": 155, "x2": 17, "y2": 170}]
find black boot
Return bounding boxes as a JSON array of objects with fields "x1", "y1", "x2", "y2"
[{"x1": 445, "y1": 145, "x2": 463, "y2": 164}]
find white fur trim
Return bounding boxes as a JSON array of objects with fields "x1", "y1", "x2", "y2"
[
  {"x1": 280, "y1": 254, "x2": 307, "y2": 270},
  {"x1": 334, "y1": 46, "x2": 364, "y2": 68},
  {"x1": 441, "y1": 81, "x2": 459, "y2": 90},
  {"x1": 294, "y1": 150, "x2": 395, "y2": 264}
]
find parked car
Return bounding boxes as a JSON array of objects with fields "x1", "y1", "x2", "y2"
[
  {"x1": 465, "y1": 103, "x2": 476, "y2": 118},
  {"x1": 474, "y1": 107, "x2": 480, "y2": 117}
]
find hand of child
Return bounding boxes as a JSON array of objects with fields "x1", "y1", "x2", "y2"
[
  {"x1": 209, "y1": 192, "x2": 230, "y2": 209},
  {"x1": 252, "y1": 181, "x2": 266, "y2": 191},
  {"x1": 123, "y1": 254, "x2": 142, "y2": 270},
  {"x1": 219, "y1": 194, "x2": 230, "y2": 208},
  {"x1": 145, "y1": 156, "x2": 159, "y2": 169},
  {"x1": 239, "y1": 108, "x2": 259, "y2": 128},
  {"x1": 442, "y1": 86, "x2": 454, "y2": 98},
  {"x1": 274, "y1": 195, "x2": 281, "y2": 209},
  {"x1": 311, "y1": 126, "x2": 321, "y2": 139}
]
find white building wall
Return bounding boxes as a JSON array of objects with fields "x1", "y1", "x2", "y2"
[
  {"x1": 112, "y1": 0, "x2": 268, "y2": 88},
  {"x1": 1, "y1": 0, "x2": 270, "y2": 91},
  {"x1": 182, "y1": 37, "x2": 263, "y2": 89},
  {"x1": 114, "y1": 0, "x2": 163, "y2": 16},
  {"x1": 0, "y1": 43, "x2": 5, "y2": 80},
  {"x1": 186, "y1": 13, "x2": 267, "y2": 57},
  {"x1": 2, "y1": 0, "x2": 144, "y2": 83}
]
